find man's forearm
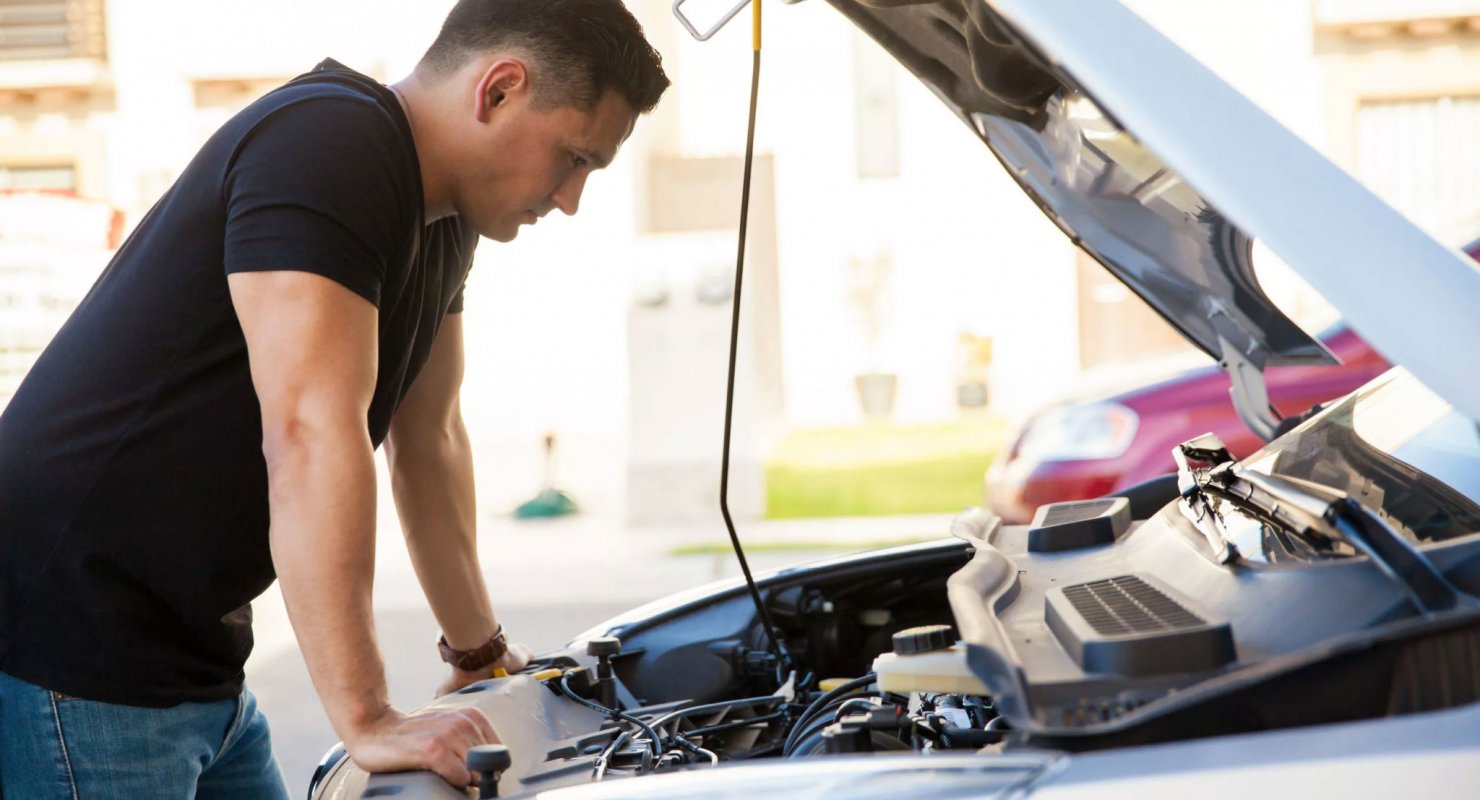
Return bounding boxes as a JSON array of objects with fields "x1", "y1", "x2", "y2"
[
  {"x1": 387, "y1": 416, "x2": 498, "y2": 650},
  {"x1": 267, "y1": 424, "x2": 390, "y2": 739}
]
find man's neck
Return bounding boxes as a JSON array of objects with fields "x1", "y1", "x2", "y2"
[{"x1": 389, "y1": 75, "x2": 455, "y2": 224}]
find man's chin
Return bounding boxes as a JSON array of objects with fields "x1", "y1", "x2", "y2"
[{"x1": 473, "y1": 220, "x2": 519, "y2": 243}]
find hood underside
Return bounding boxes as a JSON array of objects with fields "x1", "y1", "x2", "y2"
[
  {"x1": 823, "y1": 0, "x2": 1480, "y2": 426},
  {"x1": 825, "y1": 0, "x2": 1330, "y2": 371}
]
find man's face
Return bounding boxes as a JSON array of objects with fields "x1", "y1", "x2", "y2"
[{"x1": 455, "y1": 82, "x2": 638, "y2": 243}]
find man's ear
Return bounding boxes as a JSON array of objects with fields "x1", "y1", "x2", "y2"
[{"x1": 474, "y1": 58, "x2": 528, "y2": 122}]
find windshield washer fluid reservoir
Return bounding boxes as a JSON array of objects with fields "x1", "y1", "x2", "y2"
[{"x1": 872, "y1": 645, "x2": 991, "y2": 695}]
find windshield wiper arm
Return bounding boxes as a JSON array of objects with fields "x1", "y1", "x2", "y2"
[
  {"x1": 1223, "y1": 468, "x2": 1472, "y2": 616},
  {"x1": 1172, "y1": 434, "x2": 1240, "y2": 564},
  {"x1": 1172, "y1": 434, "x2": 1472, "y2": 616}
]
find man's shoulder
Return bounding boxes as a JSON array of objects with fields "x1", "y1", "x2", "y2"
[
  {"x1": 248, "y1": 66, "x2": 399, "y2": 133},
  {"x1": 275, "y1": 59, "x2": 395, "y2": 108},
  {"x1": 217, "y1": 60, "x2": 404, "y2": 158}
]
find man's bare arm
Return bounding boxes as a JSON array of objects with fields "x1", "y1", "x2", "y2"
[
  {"x1": 229, "y1": 271, "x2": 495, "y2": 786},
  {"x1": 386, "y1": 314, "x2": 530, "y2": 693}
]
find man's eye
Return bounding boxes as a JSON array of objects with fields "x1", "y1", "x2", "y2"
[{"x1": 571, "y1": 154, "x2": 588, "y2": 168}]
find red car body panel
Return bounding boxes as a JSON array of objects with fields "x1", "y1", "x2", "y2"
[{"x1": 986, "y1": 238, "x2": 1480, "y2": 524}]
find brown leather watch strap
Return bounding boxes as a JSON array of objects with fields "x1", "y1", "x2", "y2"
[{"x1": 437, "y1": 625, "x2": 508, "y2": 672}]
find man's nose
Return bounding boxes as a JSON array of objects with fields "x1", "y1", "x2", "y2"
[{"x1": 550, "y1": 170, "x2": 589, "y2": 217}]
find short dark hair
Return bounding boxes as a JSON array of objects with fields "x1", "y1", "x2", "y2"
[{"x1": 421, "y1": 0, "x2": 670, "y2": 114}]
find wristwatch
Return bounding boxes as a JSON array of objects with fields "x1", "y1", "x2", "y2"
[{"x1": 437, "y1": 625, "x2": 509, "y2": 672}]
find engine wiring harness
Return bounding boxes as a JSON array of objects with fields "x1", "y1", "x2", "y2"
[{"x1": 539, "y1": 664, "x2": 1004, "y2": 780}]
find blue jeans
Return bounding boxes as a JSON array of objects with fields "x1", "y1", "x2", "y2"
[{"x1": 0, "y1": 671, "x2": 291, "y2": 799}]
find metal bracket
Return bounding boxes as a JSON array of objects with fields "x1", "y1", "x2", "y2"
[
  {"x1": 1218, "y1": 334, "x2": 1280, "y2": 442},
  {"x1": 673, "y1": 0, "x2": 753, "y2": 41}
]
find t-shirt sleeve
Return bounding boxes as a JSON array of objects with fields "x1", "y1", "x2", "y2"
[{"x1": 222, "y1": 97, "x2": 409, "y2": 307}]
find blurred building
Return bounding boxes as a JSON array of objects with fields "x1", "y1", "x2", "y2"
[
  {"x1": 2, "y1": 0, "x2": 1479, "y2": 523},
  {"x1": 0, "y1": 191, "x2": 119, "y2": 403}
]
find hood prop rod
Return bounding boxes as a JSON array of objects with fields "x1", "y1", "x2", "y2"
[{"x1": 713, "y1": 0, "x2": 791, "y2": 674}]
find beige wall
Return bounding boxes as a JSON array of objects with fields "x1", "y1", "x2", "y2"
[{"x1": 1317, "y1": 12, "x2": 1480, "y2": 239}]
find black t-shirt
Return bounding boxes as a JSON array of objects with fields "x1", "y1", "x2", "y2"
[{"x1": 0, "y1": 59, "x2": 477, "y2": 707}]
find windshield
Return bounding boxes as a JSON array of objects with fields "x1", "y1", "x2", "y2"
[{"x1": 1238, "y1": 368, "x2": 1480, "y2": 552}]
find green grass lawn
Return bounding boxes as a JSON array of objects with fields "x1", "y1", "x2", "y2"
[{"x1": 765, "y1": 419, "x2": 1007, "y2": 518}]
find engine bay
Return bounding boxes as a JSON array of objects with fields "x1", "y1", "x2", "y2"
[{"x1": 313, "y1": 490, "x2": 1480, "y2": 799}]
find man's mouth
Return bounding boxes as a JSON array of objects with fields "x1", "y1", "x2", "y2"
[{"x1": 522, "y1": 211, "x2": 538, "y2": 224}]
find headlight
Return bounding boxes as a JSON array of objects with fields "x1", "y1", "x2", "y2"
[{"x1": 1013, "y1": 401, "x2": 1139, "y2": 462}]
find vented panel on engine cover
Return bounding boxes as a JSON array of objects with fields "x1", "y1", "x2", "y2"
[
  {"x1": 1045, "y1": 574, "x2": 1235, "y2": 677},
  {"x1": 1027, "y1": 497, "x2": 1130, "y2": 552}
]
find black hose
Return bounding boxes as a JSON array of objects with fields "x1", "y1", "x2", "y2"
[
  {"x1": 557, "y1": 673, "x2": 663, "y2": 759},
  {"x1": 788, "y1": 692, "x2": 874, "y2": 751},
  {"x1": 783, "y1": 694, "x2": 876, "y2": 756},
  {"x1": 782, "y1": 675, "x2": 877, "y2": 755},
  {"x1": 593, "y1": 730, "x2": 630, "y2": 780},
  {"x1": 830, "y1": 697, "x2": 879, "y2": 721},
  {"x1": 786, "y1": 715, "x2": 842, "y2": 757}
]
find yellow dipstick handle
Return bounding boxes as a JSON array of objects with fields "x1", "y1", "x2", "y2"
[
  {"x1": 753, "y1": 0, "x2": 762, "y2": 52},
  {"x1": 531, "y1": 668, "x2": 565, "y2": 683}
]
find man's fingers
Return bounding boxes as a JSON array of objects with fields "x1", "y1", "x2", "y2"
[
  {"x1": 432, "y1": 709, "x2": 497, "y2": 787},
  {"x1": 432, "y1": 758, "x2": 474, "y2": 789},
  {"x1": 350, "y1": 707, "x2": 501, "y2": 788},
  {"x1": 427, "y1": 727, "x2": 477, "y2": 788},
  {"x1": 462, "y1": 707, "x2": 499, "y2": 745}
]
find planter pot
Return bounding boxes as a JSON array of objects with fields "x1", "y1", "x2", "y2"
[{"x1": 854, "y1": 372, "x2": 898, "y2": 419}]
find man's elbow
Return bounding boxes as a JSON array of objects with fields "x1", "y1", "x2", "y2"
[
  {"x1": 260, "y1": 411, "x2": 369, "y2": 476},
  {"x1": 386, "y1": 416, "x2": 465, "y2": 470}
]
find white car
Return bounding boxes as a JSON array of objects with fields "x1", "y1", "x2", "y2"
[{"x1": 313, "y1": 0, "x2": 1480, "y2": 797}]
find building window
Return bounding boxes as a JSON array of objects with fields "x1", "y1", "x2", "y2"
[
  {"x1": 0, "y1": 164, "x2": 77, "y2": 191},
  {"x1": 0, "y1": 0, "x2": 107, "y2": 62},
  {"x1": 1356, "y1": 95, "x2": 1480, "y2": 240}
]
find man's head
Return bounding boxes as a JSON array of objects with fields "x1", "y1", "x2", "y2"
[{"x1": 410, "y1": 0, "x2": 670, "y2": 241}]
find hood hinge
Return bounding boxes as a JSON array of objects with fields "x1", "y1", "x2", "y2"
[{"x1": 1218, "y1": 334, "x2": 1281, "y2": 442}]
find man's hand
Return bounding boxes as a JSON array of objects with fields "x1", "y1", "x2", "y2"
[
  {"x1": 435, "y1": 642, "x2": 534, "y2": 697},
  {"x1": 345, "y1": 706, "x2": 500, "y2": 788}
]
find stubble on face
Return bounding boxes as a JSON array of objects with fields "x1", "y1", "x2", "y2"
[{"x1": 456, "y1": 89, "x2": 638, "y2": 243}]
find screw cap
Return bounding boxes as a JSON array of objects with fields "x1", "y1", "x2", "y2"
[
  {"x1": 586, "y1": 637, "x2": 621, "y2": 658},
  {"x1": 467, "y1": 744, "x2": 512, "y2": 773},
  {"x1": 891, "y1": 624, "x2": 954, "y2": 656}
]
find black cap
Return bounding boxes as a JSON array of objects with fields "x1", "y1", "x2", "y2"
[
  {"x1": 891, "y1": 624, "x2": 954, "y2": 656},
  {"x1": 586, "y1": 637, "x2": 621, "y2": 658},
  {"x1": 467, "y1": 744, "x2": 512, "y2": 773}
]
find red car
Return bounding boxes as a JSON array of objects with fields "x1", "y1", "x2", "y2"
[{"x1": 986, "y1": 237, "x2": 1480, "y2": 525}]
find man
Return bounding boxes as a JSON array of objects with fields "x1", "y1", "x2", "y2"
[{"x1": 0, "y1": 1, "x2": 669, "y2": 796}]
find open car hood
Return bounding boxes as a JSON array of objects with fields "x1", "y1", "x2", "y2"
[{"x1": 826, "y1": 0, "x2": 1480, "y2": 426}]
